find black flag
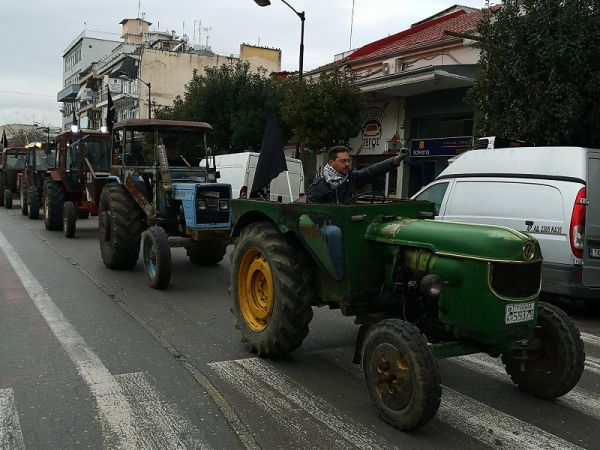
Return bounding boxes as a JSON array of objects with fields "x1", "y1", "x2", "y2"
[
  {"x1": 72, "y1": 107, "x2": 78, "y2": 128},
  {"x1": 1, "y1": 129, "x2": 8, "y2": 148},
  {"x1": 106, "y1": 85, "x2": 116, "y2": 132},
  {"x1": 250, "y1": 109, "x2": 287, "y2": 196}
]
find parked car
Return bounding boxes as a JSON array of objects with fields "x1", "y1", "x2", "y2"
[
  {"x1": 412, "y1": 146, "x2": 600, "y2": 306},
  {"x1": 201, "y1": 152, "x2": 304, "y2": 202}
]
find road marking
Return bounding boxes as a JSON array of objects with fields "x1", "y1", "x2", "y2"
[
  {"x1": 209, "y1": 358, "x2": 396, "y2": 450},
  {"x1": 454, "y1": 354, "x2": 600, "y2": 421},
  {"x1": 0, "y1": 388, "x2": 25, "y2": 450},
  {"x1": 116, "y1": 372, "x2": 208, "y2": 449},
  {"x1": 317, "y1": 347, "x2": 582, "y2": 450},
  {"x1": 580, "y1": 332, "x2": 600, "y2": 348},
  {"x1": 0, "y1": 230, "x2": 208, "y2": 450}
]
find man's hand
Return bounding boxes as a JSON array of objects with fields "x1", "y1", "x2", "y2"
[{"x1": 392, "y1": 148, "x2": 410, "y2": 166}]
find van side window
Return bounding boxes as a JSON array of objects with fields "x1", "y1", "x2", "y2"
[{"x1": 414, "y1": 182, "x2": 449, "y2": 215}]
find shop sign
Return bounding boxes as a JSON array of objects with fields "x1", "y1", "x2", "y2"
[
  {"x1": 410, "y1": 136, "x2": 474, "y2": 158},
  {"x1": 361, "y1": 107, "x2": 385, "y2": 150}
]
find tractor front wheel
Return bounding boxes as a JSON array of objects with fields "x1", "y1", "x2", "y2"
[
  {"x1": 28, "y1": 186, "x2": 41, "y2": 219},
  {"x1": 361, "y1": 319, "x2": 441, "y2": 431},
  {"x1": 20, "y1": 179, "x2": 27, "y2": 215},
  {"x1": 99, "y1": 183, "x2": 146, "y2": 269},
  {"x1": 230, "y1": 221, "x2": 314, "y2": 357},
  {"x1": 4, "y1": 189, "x2": 12, "y2": 209},
  {"x1": 43, "y1": 179, "x2": 64, "y2": 230},
  {"x1": 502, "y1": 302, "x2": 584, "y2": 398},
  {"x1": 186, "y1": 242, "x2": 228, "y2": 265},
  {"x1": 63, "y1": 201, "x2": 77, "y2": 238},
  {"x1": 142, "y1": 226, "x2": 171, "y2": 289}
]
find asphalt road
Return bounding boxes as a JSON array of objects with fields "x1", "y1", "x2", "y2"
[{"x1": 1, "y1": 205, "x2": 600, "y2": 450}]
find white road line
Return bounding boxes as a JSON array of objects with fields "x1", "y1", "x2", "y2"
[
  {"x1": 209, "y1": 359, "x2": 396, "y2": 450},
  {"x1": 116, "y1": 372, "x2": 208, "y2": 450},
  {"x1": 455, "y1": 354, "x2": 600, "y2": 421},
  {"x1": 580, "y1": 332, "x2": 600, "y2": 348},
  {"x1": 317, "y1": 347, "x2": 582, "y2": 450},
  {"x1": 0, "y1": 388, "x2": 25, "y2": 450},
  {"x1": 0, "y1": 230, "x2": 206, "y2": 450},
  {"x1": 585, "y1": 356, "x2": 600, "y2": 376}
]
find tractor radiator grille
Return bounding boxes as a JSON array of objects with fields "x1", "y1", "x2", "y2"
[
  {"x1": 196, "y1": 185, "x2": 230, "y2": 225},
  {"x1": 489, "y1": 261, "x2": 542, "y2": 299}
]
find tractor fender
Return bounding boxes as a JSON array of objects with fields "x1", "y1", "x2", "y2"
[{"x1": 231, "y1": 210, "x2": 286, "y2": 238}]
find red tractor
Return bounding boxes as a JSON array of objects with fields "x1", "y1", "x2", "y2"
[{"x1": 43, "y1": 128, "x2": 111, "y2": 237}]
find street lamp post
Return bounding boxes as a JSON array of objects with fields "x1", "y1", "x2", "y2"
[{"x1": 253, "y1": 0, "x2": 305, "y2": 80}]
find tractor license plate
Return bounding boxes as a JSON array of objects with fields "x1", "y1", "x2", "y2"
[
  {"x1": 590, "y1": 247, "x2": 600, "y2": 258},
  {"x1": 505, "y1": 302, "x2": 534, "y2": 324}
]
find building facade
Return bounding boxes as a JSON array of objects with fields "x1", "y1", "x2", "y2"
[{"x1": 60, "y1": 17, "x2": 282, "y2": 132}]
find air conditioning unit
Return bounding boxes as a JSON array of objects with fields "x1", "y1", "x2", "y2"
[{"x1": 382, "y1": 62, "x2": 390, "y2": 75}]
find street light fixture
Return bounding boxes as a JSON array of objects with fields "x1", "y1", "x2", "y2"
[
  {"x1": 253, "y1": 0, "x2": 305, "y2": 80},
  {"x1": 119, "y1": 75, "x2": 152, "y2": 119}
]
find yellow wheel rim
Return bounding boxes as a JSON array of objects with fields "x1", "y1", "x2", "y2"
[{"x1": 238, "y1": 248, "x2": 274, "y2": 332}]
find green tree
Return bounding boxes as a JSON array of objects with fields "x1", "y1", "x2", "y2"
[
  {"x1": 281, "y1": 70, "x2": 365, "y2": 152},
  {"x1": 154, "y1": 60, "x2": 281, "y2": 153},
  {"x1": 468, "y1": 0, "x2": 600, "y2": 146}
]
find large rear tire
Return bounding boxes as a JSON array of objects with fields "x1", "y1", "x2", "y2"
[
  {"x1": 361, "y1": 319, "x2": 441, "y2": 431},
  {"x1": 20, "y1": 179, "x2": 27, "y2": 215},
  {"x1": 502, "y1": 302, "x2": 584, "y2": 398},
  {"x1": 230, "y1": 221, "x2": 314, "y2": 357},
  {"x1": 28, "y1": 186, "x2": 41, "y2": 219},
  {"x1": 99, "y1": 183, "x2": 146, "y2": 269},
  {"x1": 43, "y1": 179, "x2": 64, "y2": 230},
  {"x1": 186, "y1": 242, "x2": 227, "y2": 265},
  {"x1": 142, "y1": 226, "x2": 171, "y2": 289}
]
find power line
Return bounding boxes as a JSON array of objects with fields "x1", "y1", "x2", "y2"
[{"x1": 0, "y1": 89, "x2": 55, "y2": 99}]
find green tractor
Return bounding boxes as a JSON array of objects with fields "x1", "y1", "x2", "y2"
[
  {"x1": 228, "y1": 198, "x2": 585, "y2": 431},
  {"x1": 17, "y1": 142, "x2": 55, "y2": 219},
  {"x1": 0, "y1": 147, "x2": 26, "y2": 209}
]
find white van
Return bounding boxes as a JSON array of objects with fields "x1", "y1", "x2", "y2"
[
  {"x1": 412, "y1": 146, "x2": 600, "y2": 305},
  {"x1": 202, "y1": 152, "x2": 304, "y2": 203}
]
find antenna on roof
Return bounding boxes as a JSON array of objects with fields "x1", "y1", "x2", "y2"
[{"x1": 349, "y1": 0, "x2": 355, "y2": 49}]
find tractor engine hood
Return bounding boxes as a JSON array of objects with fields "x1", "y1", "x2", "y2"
[{"x1": 365, "y1": 218, "x2": 541, "y2": 263}]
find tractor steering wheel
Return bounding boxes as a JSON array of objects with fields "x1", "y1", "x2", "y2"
[{"x1": 344, "y1": 191, "x2": 387, "y2": 205}]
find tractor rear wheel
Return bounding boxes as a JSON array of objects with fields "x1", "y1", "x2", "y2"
[
  {"x1": 230, "y1": 221, "x2": 314, "y2": 357},
  {"x1": 28, "y1": 186, "x2": 41, "y2": 219},
  {"x1": 142, "y1": 226, "x2": 171, "y2": 289},
  {"x1": 43, "y1": 179, "x2": 64, "y2": 230},
  {"x1": 502, "y1": 302, "x2": 584, "y2": 398},
  {"x1": 63, "y1": 201, "x2": 77, "y2": 238},
  {"x1": 186, "y1": 242, "x2": 227, "y2": 265},
  {"x1": 361, "y1": 319, "x2": 441, "y2": 431},
  {"x1": 4, "y1": 189, "x2": 12, "y2": 209},
  {"x1": 99, "y1": 183, "x2": 146, "y2": 269},
  {"x1": 20, "y1": 179, "x2": 27, "y2": 215}
]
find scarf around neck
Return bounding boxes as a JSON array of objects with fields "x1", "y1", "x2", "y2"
[{"x1": 322, "y1": 163, "x2": 348, "y2": 189}]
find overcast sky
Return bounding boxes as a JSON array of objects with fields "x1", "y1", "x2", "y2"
[{"x1": 0, "y1": 0, "x2": 487, "y2": 128}]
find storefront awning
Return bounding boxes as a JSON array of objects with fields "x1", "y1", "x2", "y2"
[{"x1": 356, "y1": 64, "x2": 478, "y2": 99}]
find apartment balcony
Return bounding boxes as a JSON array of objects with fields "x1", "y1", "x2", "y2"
[{"x1": 57, "y1": 83, "x2": 79, "y2": 102}]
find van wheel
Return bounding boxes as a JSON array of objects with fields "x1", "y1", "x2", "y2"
[{"x1": 502, "y1": 302, "x2": 584, "y2": 398}]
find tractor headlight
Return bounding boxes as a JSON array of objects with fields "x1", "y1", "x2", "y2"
[
  {"x1": 219, "y1": 199, "x2": 229, "y2": 210},
  {"x1": 197, "y1": 199, "x2": 207, "y2": 210},
  {"x1": 420, "y1": 274, "x2": 444, "y2": 299}
]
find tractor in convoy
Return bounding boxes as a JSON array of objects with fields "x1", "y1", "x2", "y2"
[
  {"x1": 0, "y1": 146, "x2": 26, "y2": 209},
  {"x1": 228, "y1": 196, "x2": 585, "y2": 431},
  {"x1": 18, "y1": 141, "x2": 55, "y2": 218},
  {"x1": 98, "y1": 119, "x2": 232, "y2": 289},
  {"x1": 43, "y1": 128, "x2": 111, "y2": 237}
]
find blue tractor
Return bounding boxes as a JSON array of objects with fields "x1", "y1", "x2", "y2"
[{"x1": 98, "y1": 119, "x2": 232, "y2": 289}]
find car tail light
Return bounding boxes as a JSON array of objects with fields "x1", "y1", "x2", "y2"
[
  {"x1": 569, "y1": 187, "x2": 586, "y2": 258},
  {"x1": 239, "y1": 186, "x2": 247, "y2": 198}
]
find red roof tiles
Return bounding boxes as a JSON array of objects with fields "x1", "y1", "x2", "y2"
[{"x1": 348, "y1": 9, "x2": 484, "y2": 63}]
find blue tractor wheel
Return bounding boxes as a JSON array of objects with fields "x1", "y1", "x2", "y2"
[{"x1": 142, "y1": 226, "x2": 171, "y2": 289}]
